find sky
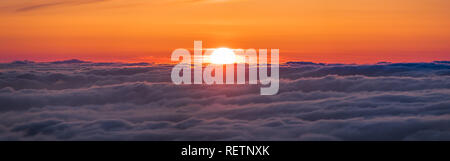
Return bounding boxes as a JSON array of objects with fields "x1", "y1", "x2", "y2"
[{"x1": 0, "y1": 0, "x2": 449, "y2": 63}]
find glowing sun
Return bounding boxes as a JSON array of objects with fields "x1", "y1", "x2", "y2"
[{"x1": 209, "y1": 48, "x2": 236, "y2": 64}]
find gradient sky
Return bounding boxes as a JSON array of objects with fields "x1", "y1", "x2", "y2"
[{"x1": 0, "y1": 0, "x2": 449, "y2": 63}]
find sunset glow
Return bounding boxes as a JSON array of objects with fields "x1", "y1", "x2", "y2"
[
  {"x1": 209, "y1": 48, "x2": 236, "y2": 64},
  {"x1": 0, "y1": 0, "x2": 449, "y2": 63}
]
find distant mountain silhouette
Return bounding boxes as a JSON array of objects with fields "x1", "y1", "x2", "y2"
[
  {"x1": 10, "y1": 60, "x2": 35, "y2": 65},
  {"x1": 50, "y1": 59, "x2": 90, "y2": 64},
  {"x1": 286, "y1": 61, "x2": 325, "y2": 65}
]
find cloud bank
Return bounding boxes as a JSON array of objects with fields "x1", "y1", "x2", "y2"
[{"x1": 0, "y1": 60, "x2": 450, "y2": 140}]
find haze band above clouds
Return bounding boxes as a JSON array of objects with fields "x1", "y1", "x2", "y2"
[{"x1": 0, "y1": 60, "x2": 450, "y2": 140}]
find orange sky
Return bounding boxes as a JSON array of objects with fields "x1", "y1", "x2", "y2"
[{"x1": 0, "y1": 0, "x2": 449, "y2": 64}]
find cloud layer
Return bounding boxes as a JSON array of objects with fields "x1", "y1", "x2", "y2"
[{"x1": 0, "y1": 60, "x2": 450, "y2": 140}]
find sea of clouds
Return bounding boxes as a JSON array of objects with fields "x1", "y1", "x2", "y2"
[{"x1": 0, "y1": 59, "x2": 450, "y2": 140}]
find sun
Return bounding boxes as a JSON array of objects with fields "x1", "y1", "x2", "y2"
[{"x1": 209, "y1": 48, "x2": 237, "y2": 64}]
